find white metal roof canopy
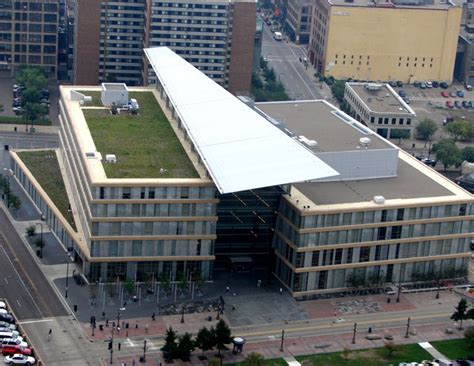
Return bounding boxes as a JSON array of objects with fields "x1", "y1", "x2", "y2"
[{"x1": 144, "y1": 47, "x2": 338, "y2": 193}]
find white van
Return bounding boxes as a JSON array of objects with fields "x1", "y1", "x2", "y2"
[{"x1": 273, "y1": 31, "x2": 283, "y2": 41}]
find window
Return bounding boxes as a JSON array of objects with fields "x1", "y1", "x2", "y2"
[
  {"x1": 459, "y1": 204, "x2": 467, "y2": 216},
  {"x1": 407, "y1": 119, "x2": 411, "y2": 125},
  {"x1": 346, "y1": 247, "x2": 353, "y2": 263},
  {"x1": 132, "y1": 240, "x2": 142, "y2": 256},
  {"x1": 395, "y1": 243, "x2": 400, "y2": 259},
  {"x1": 391, "y1": 118, "x2": 396, "y2": 125},
  {"x1": 396, "y1": 208, "x2": 404, "y2": 221},
  {"x1": 377, "y1": 227, "x2": 387, "y2": 240},
  {"x1": 311, "y1": 251, "x2": 319, "y2": 267},
  {"x1": 100, "y1": 187, "x2": 105, "y2": 199},
  {"x1": 378, "y1": 117, "x2": 383, "y2": 124},
  {"x1": 148, "y1": 189, "x2": 155, "y2": 199},
  {"x1": 334, "y1": 248, "x2": 343, "y2": 264},
  {"x1": 140, "y1": 189, "x2": 145, "y2": 199},
  {"x1": 384, "y1": 118, "x2": 389, "y2": 125},
  {"x1": 381, "y1": 210, "x2": 387, "y2": 222},
  {"x1": 399, "y1": 118, "x2": 404, "y2": 125},
  {"x1": 370, "y1": 117, "x2": 375, "y2": 124},
  {"x1": 391, "y1": 226, "x2": 402, "y2": 239},
  {"x1": 359, "y1": 246, "x2": 370, "y2": 262},
  {"x1": 122, "y1": 188, "x2": 131, "y2": 199}
]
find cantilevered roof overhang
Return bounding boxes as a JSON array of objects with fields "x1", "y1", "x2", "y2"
[{"x1": 144, "y1": 47, "x2": 338, "y2": 193}]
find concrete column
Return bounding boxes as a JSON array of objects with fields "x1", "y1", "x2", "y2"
[{"x1": 126, "y1": 262, "x2": 137, "y2": 281}]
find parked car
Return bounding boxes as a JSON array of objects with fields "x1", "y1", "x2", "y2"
[
  {"x1": 455, "y1": 100, "x2": 462, "y2": 108},
  {"x1": 402, "y1": 96, "x2": 410, "y2": 104},
  {"x1": 450, "y1": 91, "x2": 457, "y2": 97},
  {"x1": 465, "y1": 83, "x2": 472, "y2": 91},
  {"x1": 13, "y1": 107, "x2": 24, "y2": 115},
  {"x1": 388, "y1": 81, "x2": 397, "y2": 87},
  {"x1": 446, "y1": 101, "x2": 454, "y2": 108},
  {"x1": 2, "y1": 346, "x2": 32, "y2": 357},
  {"x1": 4, "y1": 354, "x2": 35, "y2": 365},
  {"x1": 0, "y1": 329, "x2": 19, "y2": 338},
  {"x1": 441, "y1": 91, "x2": 449, "y2": 98},
  {"x1": 0, "y1": 314, "x2": 14, "y2": 324},
  {"x1": 0, "y1": 322, "x2": 16, "y2": 331},
  {"x1": 398, "y1": 90, "x2": 407, "y2": 97},
  {"x1": 396, "y1": 80, "x2": 403, "y2": 87},
  {"x1": 440, "y1": 82, "x2": 449, "y2": 89},
  {"x1": 414, "y1": 81, "x2": 421, "y2": 88},
  {"x1": 420, "y1": 82, "x2": 427, "y2": 89},
  {"x1": 2, "y1": 338, "x2": 28, "y2": 348},
  {"x1": 426, "y1": 81, "x2": 433, "y2": 88},
  {"x1": 432, "y1": 81, "x2": 439, "y2": 88},
  {"x1": 457, "y1": 90, "x2": 465, "y2": 98},
  {"x1": 421, "y1": 158, "x2": 436, "y2": 167},
  {"x1": 462, "y1": 100, "x2": 470, "y2": 108}
]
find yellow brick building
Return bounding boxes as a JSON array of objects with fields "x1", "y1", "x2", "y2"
[{"x1": 309, "y1": 0, "x2": 462, "y2": 83}]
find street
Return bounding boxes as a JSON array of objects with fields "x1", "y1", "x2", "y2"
[{"x1": 261, "y1": 23, "x2": 323, "y2": 100}]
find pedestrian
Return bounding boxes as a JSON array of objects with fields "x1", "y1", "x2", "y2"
[
  {"x1": 226, "y1": 286, "x2": 230, "y2": 293},
  {"x1": 118, "y1": 342, "x2": 121, "y2": 351},
  {"x1": 257, "y1": 280, "x2": 261, "y2": 288},
  {"x1": 106, "y1": 318, "x2": 109, "y2": 327},
  {"x1": 102, "y1": 311, "x2": 105, "y2": 319},
  {"x1": 117, "y1": 326, "x2": 121, "y2": 333},
  {"x1": 145, "y1": 324, "x2": 149, "y2": 333},
  {"x1": 152, "y1": 312, "x2": 155, "y2": 321},
  {"x1": 132, "y1": 359, "x2": 136, "y2": 366},
  {"x1": 279, "y1": 287, "x2": 283, "y2": 295},
  {"x1": 232, "y1": 305, "x2": 236, "y2": 311},
  {"x1": 135, "y1": 322, "x2": 138, "y2": 329}
]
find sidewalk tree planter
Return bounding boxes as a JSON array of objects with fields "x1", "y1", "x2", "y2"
[
  {"x1": 195, "y1": 327, "x2": 215, "y2": 360},
  {"x1": 161, "y1": 327, "x2": 178, "y2": 361},
  {"x1": 451, "y1": 298, "x2": 469, "y2": 330},
  {"x1": 25, "y1": 224, "x2": 36, "y2": 237},
  {"x1": 177, "y1": 332, "x2": 194, "y2": 361},
  {"x1": 214, "y1": 320, "x2": 232, "y2": 357}
]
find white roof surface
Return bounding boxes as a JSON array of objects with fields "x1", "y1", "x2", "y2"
[{"x1": 144, "y1": 47, "x2": 338, "y2": 193}]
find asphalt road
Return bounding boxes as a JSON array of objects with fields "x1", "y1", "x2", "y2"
[
  {"x1": 0, "y1": 208, "x2": 67, "y2": 320},
  {"x1": 261, "y1": 24, "x2": 322, "y2": 100}
]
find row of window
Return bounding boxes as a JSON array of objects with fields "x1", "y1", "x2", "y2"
[
  {"x1": 13, "y1": 45, "x2": 56, "y2": 54},
  {"x1": 11, "y1": 12, "x2": 57, "y2": 22},
  {"x1": 152, "y1": 34, "x2": 227, "y2": 41},
  {"x1": 151, "y1": 26, "x2": 227, "y2": 32},
  {"x1": 92, "y1": 202, "x2": 215, "y2": 217},
  {"x1": 0, "y1": 23, "x2": 57, "y2": 33},
  {"x1": 154, "y1": 3, "x2": 228, "y2": 10},
  {"x1": 370, "y1": 116, "x2": 412, "y2": 126},
  {"x1": 14, "y1": 2, "x2": 58, "y2": 12},
  {"x1": 96, "y1": 186, "x2": 215, "y2": 200},
  {"x1": 151, "y1": 18, "x2": 227, "y2": 25},
  {"x1": 13, "y1": 54, "x2": 56, "y2": 65}
]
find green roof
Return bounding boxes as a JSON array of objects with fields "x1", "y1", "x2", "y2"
[
  {"x1": 82, "y1": 92, "x2": 199, "y2": 179},
  {"x1": 17, "y1": 150, "x2": 77, "y2": 231}
]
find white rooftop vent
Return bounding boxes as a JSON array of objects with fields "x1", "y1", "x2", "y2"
[
  {"x1": 373, "y1": 195, "x2": 385, "y2": 204},
  {"x1": 359, "y1": 137, "x2": 371, "y2": 149},
  {"x1": 365, "y1": 83, "x2": 382, "y2": 91},
  {"x1": 105, "y1": 154, "x2": 117, "y2": 164},
  {"x1": 298, "y1": 135, "x2": 318, "y2": 148}
]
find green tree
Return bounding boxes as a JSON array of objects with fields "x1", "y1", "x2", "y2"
[
  {"x1": 25, "y1": 224, "x2": 36, "y2": 237},
  {"x1": 124, "y1": 278, "x2": 134, "y2": 295},
  {"x1": 245, "y1": 352, "x2": 265, "y2": 366},
  {"x1": 264, "y1": 68, "x2": 276, "y2": 82},
  {"x1": 451, "y1": 298, "x2": 469, "y2": 330},
  {"x1": 23, "y1": 102, "x2": 48, "y2": 127},
  {"x1": 195, "y1": 327, "x2": 214, "y2": 358},
  {"x1": 416, "y1": 118, "x2": 438, "y2": 141},
  {"x1": 177, "y1": 332, "x2": 195, "y2": 361},
  {"x1": 446, "y1": 120, "x2": 473, "y2": 142},
  {"x1": 462, "y1": 146, "x2": 474, "y2": 163},
  {"x1": 252, "y1": 72, "x2": 264, "y2": 89},
  {"x1": 259, "y1": 57, "x2": 268, "y2": 71},
  {"x1": 161, "y1": 327, "x2": 178, "y2": 361},
  {"x1": 22, "y1": 88, "x2": 42, "y2": 105},
  {"x1": 432, "y1": 139, "x2": 462, "y2": 171},
  {"x1": 214, "y1": 319, "x2": 232, "y2": 357},
  {"x1": 331, "y1": 80, "x2": 346, "y2": 103},
  {"x1": 464, "y1": 326, "x2": 474, "y2": 349},
  {"x1": 16, "y1": 66, "x2": 47, "y2": 91},
  {"x1": 9, "y1": 194, "x2": 21, "y2": 213}
]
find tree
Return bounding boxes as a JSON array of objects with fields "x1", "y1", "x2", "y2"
[
  {"x1": 416, "y1": 118, "x2": 438, "y2": 141},
  {"x1": 161, "y1": 327, "x2": 178, "y2": 360},
  {"x1": 451, "y1": 298, "x2": 469, "y2": 330},
  {"x1": 124, "y1": 278, "x2": 134, "y2": 295},
  {"x1": 177, "y1": 332, "x2": 195, "y2": 361},
  {"x1": 390, "y1": 129, "x2": 411, "y2": 142},
  {"x1": 9, "y1": 194, "x2": 21, "y2": 213},
  {"x1": 214, "y1": 319, "x2": 232, "y2": 357},
  {"x1": 446, "y1": 120, "x2": 473, "y2": 142},
  {"x1": 384, "y1": 341, "x2": 400, "y2": 357},
  {"x1": 264, "y1": 68, "x2": 276, "y2": 82},
  {"x1": 35, "y1": 237, "x2": 45, "y2": 250},
  {"x1": 25, "y1": 224, "x2": 36, "y2": 237},
  {"x1": 331, "y1": 80, "x2": 346, "y2": 103},
  {"x1": 432, "y1": 139, "x2": 462, "y2": 171},
  {"x1": 244, "y1": 352, "x2": 265, "y2": 366},
  {"x1": 195, "y1": 327, "x2": 215, "y2": 359},
  {"x1": 464, "y1": 326, "x2": 474, "y2": 349},
  {"x1": 178, "y1": 274, "x2": 188, "y2": 293},
  {"x1": 23, "y1": 102, "x2": 48, "y2": 127},
  {"x1": 462, "y1": 146, "x2": 474, "y2": 163},
  {"x1": 16, "y1": 66, "x2": 47, "y2": 91},
  {"x1": 252, "y1": 72, "x2": 264, "y2": 89}
]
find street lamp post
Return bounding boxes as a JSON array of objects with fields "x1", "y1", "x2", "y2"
[
  {"x1": 65, "y1": 258, "x2": 70, "y2": 298},
  {"x1": 405, "y1": 317, "x2": 411, "y2": 338},
  {"x1": 117, "y1": 310, "x2": 121, "y2": 330},
  {"x1": 36, "y1": 221, "x2": 44, "y2": 258},
  {"x1": 142, "y1": 339, "x2": 147, "y2": 362},
  {"x1": 181, "y1": 307, "x2": 185, "y2": 323},
  {"x1": 109, "y1": 325, "x2": 114, "y2": 364},
  {"x1": 352, "y1": 322, "x2": 357, "y2": 344},
  {"x1": 279, "y1": 329, "x2": 285, "y2": 352},
  {"x1": 396, "y1": 280, "x2": 401, "y2": 303},
  {"x1": 216, "y1": 305, "x2": 220, "y2": 320}
]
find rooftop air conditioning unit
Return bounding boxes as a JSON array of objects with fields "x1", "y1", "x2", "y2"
[
  {"x1": 373, "y1": 196, "x2": 385, "y2": 204},
  {"x1": 365, "y1": 83, "x2": 382, "y2": 91},
  {"x1": 105, "y1": 154, "x2": 117, "y2": 164},
  {"x1": 359, "y1": 137, "x2": 371, "y2": 149}
]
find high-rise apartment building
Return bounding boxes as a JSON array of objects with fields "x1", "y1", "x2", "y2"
[
  {"x1": 0, "y1": 0, "x2": 61, "y2": 77},
  {"x1": 309, "y1": 0, "x2": 462, "y2": 83},
  {"x1": 74, "y1": 0, "x2": 256, "y2": 93},
  {"x1": 284, "y1": 0, "x2": 312, "y2": 44}
]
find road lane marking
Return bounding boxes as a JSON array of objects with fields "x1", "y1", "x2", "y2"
[
  {"x1": 16, "y1": 300, "x2": 21, "y2": 307},
  {"x1": 3, "y1": 278, "x2": 7, "y2": 284},
  {"x1": 0, "y1": 246, "x2": 43, "y2": 317},
  {"x1": 234, "y1": 312, "x2": 451, "y2": 338},
  {"x1": 126, "y1": 338, "x2": 136, "y2": 347},
  {"x1": 20, "y1": 318, "x2": 54, "y2": 324}
]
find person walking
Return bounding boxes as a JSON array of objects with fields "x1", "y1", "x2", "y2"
[
  {"x1": 118, "y1": 342, "x2": 121, "y2": 351},
  {"x1": 225, "y1": 286, "x2": 230, "y2": 293},
  {"x1": 152, "y1": 312, "x2": 155, "y2": 321},
  {"x1": 47, "y1": 328, "x2": 52, "y2": 341}
]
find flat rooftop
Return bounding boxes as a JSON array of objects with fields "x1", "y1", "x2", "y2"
[
  {"x1": 328, "y1": 0, "x2": 460, "y2": 10},
  {"x1": 347, "y1": 83, "x2": 415, "y2": 115},
  {"x1": 102, "y1": 83, "x2": 127, "y2": 91},
  {"x1": 257, "y1": 100, "x2": 469, "y2": 206},
  {"x1": 81, "y1": 91, "x2": 199, "y2": 179},
  {"x1": 256, "y1": 100, "x2": 391, "y2": 152}
]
